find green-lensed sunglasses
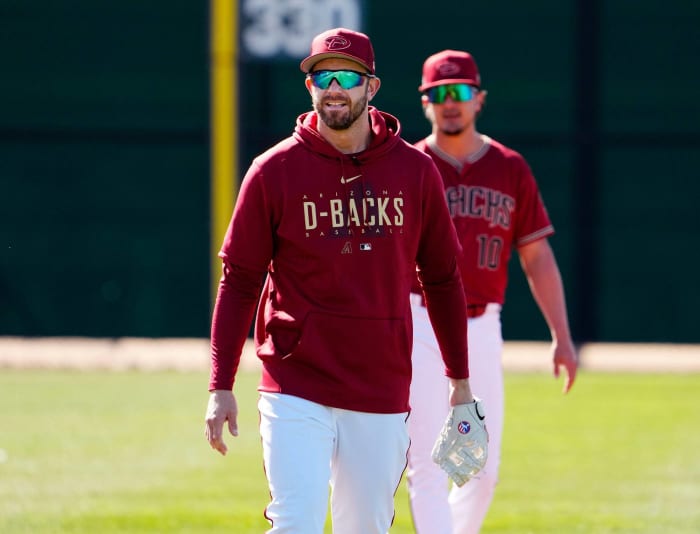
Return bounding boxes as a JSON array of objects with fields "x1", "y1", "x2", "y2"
[
  {"x1": 308, "y1": 69, "x2": 375, "y2": 90},
  {"x1": 425, "y1": 83, "x2": 477, "y2": 103}
]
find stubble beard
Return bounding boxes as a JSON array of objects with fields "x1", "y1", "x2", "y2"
[
  {"x1": 426, "y1": 106, "x2": 467, "y2": 137},
  {"x1": 439, "y1": 115, "x2": 472, "y2": 137},
  {"x1": 315, "y1": 92, "x2": 369, "y2": 131},
  {"x1": 440, "y1": 125, "x2": 466, "y2": 137}
]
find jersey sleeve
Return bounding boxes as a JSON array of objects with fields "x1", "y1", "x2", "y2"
[{"x1": 512, "y1": 156, "x2": 554, "y2": 247}]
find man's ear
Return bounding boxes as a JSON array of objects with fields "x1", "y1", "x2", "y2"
[
  {"x1": 367, "y1": 76, "x2": 381, "y2": 101},
  {"x1": 304, "y1": 76, "x2": 314, "y2": 94},
  {"x1": 476, "y1": 90, "x2": 488, "y2": 114}
]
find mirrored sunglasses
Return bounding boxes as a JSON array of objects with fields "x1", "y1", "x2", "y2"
[
  {"x1": 308, "y1": 69, "x2": 374, "y2": 90},
  {"x1": 425, "y1": 84, "x2": 476, "y2": 104}
]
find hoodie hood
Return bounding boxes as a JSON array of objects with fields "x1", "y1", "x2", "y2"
[{"x1": 292, "y1": 106, "x2": 402, "y2": 163}]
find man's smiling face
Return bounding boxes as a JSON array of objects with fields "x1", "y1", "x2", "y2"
[{"x1": 306, "y1": 58, "x2": 372, "y2": 131}]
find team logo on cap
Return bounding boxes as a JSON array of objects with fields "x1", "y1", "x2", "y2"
[
  {"x1": 325, "y1": 36, "x2": 351, "y2": 50},
  {"x1": 437, "y1": 61, "x2": 461, "y2": 76},
  {"x1": 457, "y1": 420, "x2": 471, "y2": 434}
]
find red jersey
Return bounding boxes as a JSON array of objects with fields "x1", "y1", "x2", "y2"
[
  {"x1": 210, "y1": 108, "x2": 469, "y2": 413},
  {"x1": 414, "y1": 135, "x2": 554, "y2": 306}
]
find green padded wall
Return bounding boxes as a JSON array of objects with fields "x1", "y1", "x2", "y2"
[
  {"x1": 2, "y1": 1, "x2": 699, "y2": 341},
  {"x1": 1, "y1": 2, "x2": 210, "y2": 336}
]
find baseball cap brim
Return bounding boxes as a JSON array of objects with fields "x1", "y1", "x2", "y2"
[
  {"x1": 419, "y1": 78, "x2": 480, "y2": 92},
  {"x1": 300, "y1": 52, "x2": 372, "y2": 74}
]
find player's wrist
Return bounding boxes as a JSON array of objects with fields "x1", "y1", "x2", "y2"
[{"x1": 448, "y1": 378, "x2": 474, "y2": 405}]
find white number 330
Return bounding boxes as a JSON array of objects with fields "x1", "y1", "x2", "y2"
[{"x1": 241, "y1": 0, "x2": 362, "y2": 59}]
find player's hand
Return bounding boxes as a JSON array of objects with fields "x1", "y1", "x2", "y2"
[
  {"x1": 552, "y1": 338, "x2": 577, "y2": 393},
  {"x1": 431, "y1": 400, "x2": 488, "y2": 487},
  {"x1": 205, "y1": 389, "x2": 239, "y2": 455}
]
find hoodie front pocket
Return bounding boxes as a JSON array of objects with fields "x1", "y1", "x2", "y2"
[{"x1": 258, "y1": 309, "x2": 302, "y2": 359}]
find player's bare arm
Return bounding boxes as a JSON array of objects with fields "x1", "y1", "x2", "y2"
[
  {"x1": 518, "y1": 239, "x2": 578, "y2": 393},
  {"x1": 205, "y1": 389, "x2": 239, "y2": 455}
]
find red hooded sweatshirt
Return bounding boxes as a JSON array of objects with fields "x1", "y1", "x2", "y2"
[{"x1": 209, "y1": 107, "x2": 468, "y2": 413}]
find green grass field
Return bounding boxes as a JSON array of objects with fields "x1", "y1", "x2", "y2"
[{"x1": 1, "y1": 369, "x2": 698, "y2": 533}]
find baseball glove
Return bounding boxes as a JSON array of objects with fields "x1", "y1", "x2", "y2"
[{"x1": 431, "y1": 399, "x2": 488, "y2": 487}]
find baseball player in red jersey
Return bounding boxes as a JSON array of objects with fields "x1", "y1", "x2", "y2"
[
  {"x1": 406, "y1": 50, "x2": 578, "y2": 533},
  {"x1": 204, "y1": 31, "x2": 484, "y2": 533}
]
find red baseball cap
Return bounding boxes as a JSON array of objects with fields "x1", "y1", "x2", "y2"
[
  {"x1": 300, "y1": 28, "x2": 376, "y2": 74},
  {"x1": 418, "y1": 50, "x2": 481, "y2": 92}
]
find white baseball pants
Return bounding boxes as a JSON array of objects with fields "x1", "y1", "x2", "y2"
[
  {"x1": 407, "y1": 296, "x2": 504, "y2": 534},
  {"x1": 258, "y1": 392, "x2": 410, "y2": 534}
]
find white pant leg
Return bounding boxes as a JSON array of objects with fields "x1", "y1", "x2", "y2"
[
  {"x1": 450, "y1": 305, "x2": 504, "y2": 534},
  {"x1": 329, "y1": 408, "x2": 410, "y2": 534},
  {"x1": 407, "y1": 297, "x2": 453, "y2": 534},
  {"x1": 258, "y1": 393, "x2": 335, "y2": 534}
]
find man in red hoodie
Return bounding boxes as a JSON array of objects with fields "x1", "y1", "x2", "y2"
[{"x1": 204, "y1": 29, "x2": 483, "y2": 533}]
